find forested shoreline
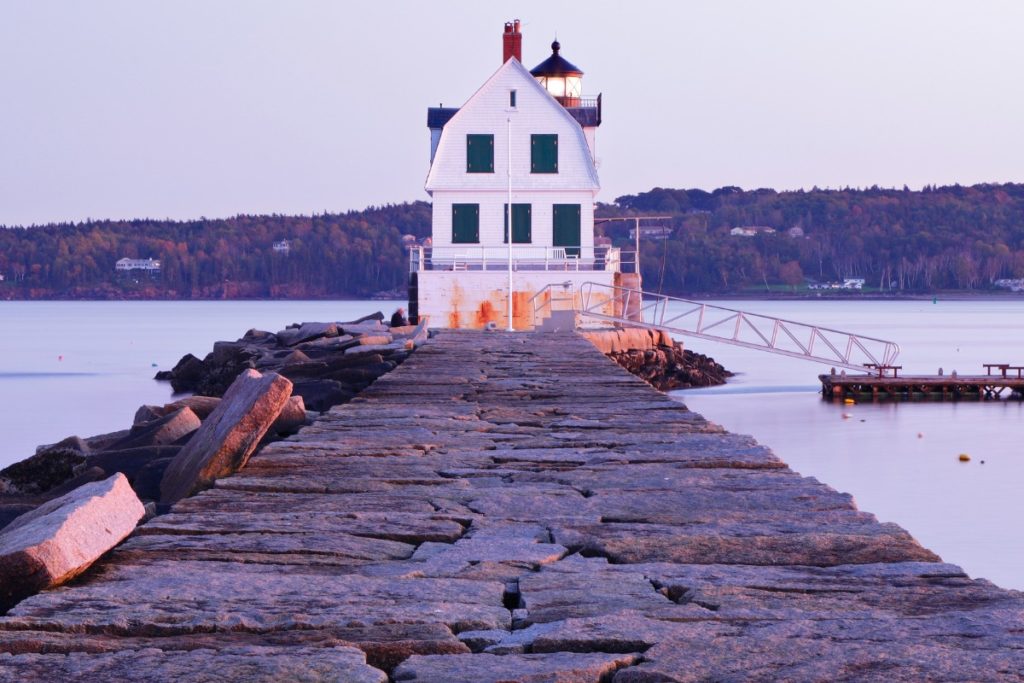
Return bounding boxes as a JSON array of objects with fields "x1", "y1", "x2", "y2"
[{"x1": 1, "y1": 183, "x2": 1022, "y2": 299}]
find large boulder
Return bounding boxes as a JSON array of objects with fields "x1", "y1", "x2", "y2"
[
  {"x1": 108, "y1": 407, "x2": 201, "y2": 450},
  {"x1": 159, "y1": 370, "x2": 293, "y2": 505},
  {"x1": 0, "y1": 473, "x2": 144, "y2": 611},
  {"x1": 155, "y1": 353, "x2": 205, "y2": 392},
  {"x1": 339, "y1": 321, "x2": 386, "y2": 336},
  {"x1": 276, "y1": 322, "x2": 339, "y2": 347},
  {"x1": 268, "y1": 395, "x2": 307, "y2": 436},
  {"x1": 133, "y1": 396, "x2": 222, "y2": 424},
  {"x1": 86, "y1": 446, "x2": 182, "y2": 483}
]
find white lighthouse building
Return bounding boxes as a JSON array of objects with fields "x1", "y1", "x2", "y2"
[{"x1": 409, "y1": 21, "x2": 638, "y2": 329}]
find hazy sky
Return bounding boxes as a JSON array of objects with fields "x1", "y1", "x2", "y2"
[{"x1": 1, "y1": 1, "x2": 1021, "y2": 226}]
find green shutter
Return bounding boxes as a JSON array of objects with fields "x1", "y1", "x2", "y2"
[
  {"x1": 552, "y1": 204, "x2": 581, "y2": 256},
  {"x1": 503, "y1": 204, "x2": 532, "y2": 244},
  {"x1": 531, "y1": 134, "x2": 558, "y2": 173},
  {"x1": 466, "y1": 134, "x2": 494, "y2": 173},
  {"x1": 452, "y1": 204, "x2": 479, "y2": 244}
]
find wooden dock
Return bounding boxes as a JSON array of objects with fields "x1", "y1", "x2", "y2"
[
  {"x1": 1, "y1": 330, "x2": 1023, "y2": 681},
  {"x1": 821, "y1": 370, "x2": 1024, "y2": 401}
]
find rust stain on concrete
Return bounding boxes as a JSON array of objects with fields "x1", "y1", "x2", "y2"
[
  {"x1": 475, "y1": 300, "x2": 497, "y2": 328},
  {"x1": 447, "y1": 283, "x2": 463, "y2": 329},
  {"x1": 512, "y1": 290, "x2": 534, "y2": 330}
]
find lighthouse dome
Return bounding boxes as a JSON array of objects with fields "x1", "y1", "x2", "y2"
[{"x1": 530, "y1": 41, "x2": 584, "y2": 105}]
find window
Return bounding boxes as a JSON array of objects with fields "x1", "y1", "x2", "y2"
[
  {"x1": 531, "y1": 134, "x2": 558, "y2": 173},
  {"x1": 451, "y1": 204, "x2": 479, "y2": 244},
  {"x1": 466, "y1": 134, "x2": 494, "y2": 173},
  {"x1": 509, "y1": 90, "x2": 517, "y2": 107},
  {"x1": 503, "y1": 203, "x2": 532, "y2": 244},
  {"x1": 552, "y1": 204, "x2": 581, "y2": 256}
]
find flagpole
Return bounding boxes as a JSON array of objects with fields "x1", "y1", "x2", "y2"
[{"x1": 507, "y1": 115, "x2": 514, "y2": 331}]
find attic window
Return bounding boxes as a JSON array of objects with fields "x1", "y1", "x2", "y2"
[{"x1": 509, "y1": 90, "x2": 517, "y2": 108}]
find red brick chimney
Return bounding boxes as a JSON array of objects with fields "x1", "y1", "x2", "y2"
[{"x1": 503, "y1": 20, "x2": 522, "y2": 63}]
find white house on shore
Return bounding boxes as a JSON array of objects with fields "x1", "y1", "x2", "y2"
[
  {"x1": 408, "y1": 21, "x2": 638, "y2": 329},
  {"x1": 115, "y1": 258, "x2": 161, "y2": 272},
  {"x1": 730, "y1": 226, "x2": 777, "y2": 237}
]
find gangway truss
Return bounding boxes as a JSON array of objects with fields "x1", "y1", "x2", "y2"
[{"x1": 533, "y1": 281, "x2": 900, "y2": 372}]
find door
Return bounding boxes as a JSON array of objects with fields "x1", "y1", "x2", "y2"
[{"x1": 552, "y1": 204, "x2": 581, "y2": 257}]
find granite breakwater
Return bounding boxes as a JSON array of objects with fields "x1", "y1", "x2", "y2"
[{"x1": 1, "y1": 329, "x2": 1022, "y2": 681}]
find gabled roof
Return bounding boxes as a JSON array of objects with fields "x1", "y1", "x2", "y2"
[{"x1": 425, "y1": 57, "x2": 599, "y2": 192}]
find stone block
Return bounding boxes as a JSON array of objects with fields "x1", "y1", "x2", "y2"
[
  {"x1": 159, "y1": 370, "x2": 293, "y2": 505},
  {"x1": 110, "y1": 407, "x2": 201, "y2": 450},
  {"x1": 0, "y1": 473, "x2": 144, "y2": 610}
]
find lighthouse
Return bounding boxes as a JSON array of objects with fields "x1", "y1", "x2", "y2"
[{"x1": 410, "y1": 21, "x2": 636, "y2": 329}]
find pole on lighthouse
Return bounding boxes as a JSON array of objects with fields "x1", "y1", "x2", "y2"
[{"x1": 506, "y1": 115, "x2": 514, "y2": 332}]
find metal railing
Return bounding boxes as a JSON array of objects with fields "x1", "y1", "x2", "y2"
[
  {"x1": 409, "y1": 246, "x2": 630, "y2": 274},
  {"x1": 554, "y1": 282, "x2": 901, "y2": 371},
  {"x1": 528, "y1": 281, "x2": 578, "y2": 323}
]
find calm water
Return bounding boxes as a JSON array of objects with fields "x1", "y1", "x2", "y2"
[
  {"x1": 1, "y1": 299, "x2": 1022, "y2": 590},
  {"x1": 0, "y1": 301, "x2": 401, "y2": 469},
  {"x1": 671, "y1": 299, "x2": 1024, "y2": 590}
]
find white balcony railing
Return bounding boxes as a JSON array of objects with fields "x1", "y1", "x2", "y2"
[{"x1": 408, "y1": 245, "x2": 631, "y2": 273}]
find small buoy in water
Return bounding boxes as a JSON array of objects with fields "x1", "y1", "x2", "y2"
[
  {"x1": 917, "y1": 432, "x2": 923, "y2": 438},
  {"x1": 980, "y1": 460, "x2": 986, "y2": 465},
  {"x1": 843, "y1": 398, "x2": 855, "y2": 405},
  {"x1": 151, "y1": 363, "x2": 158, "y2": 367},
  {"x1": 57, "y1": 355, "x2": 63, "y2": 361},
  {"x1": 958, "y1": 453, "x2": 971, "y2": 462},
  {"x1": 842, "y1": 413, "x2": 852, "y2": 419}
]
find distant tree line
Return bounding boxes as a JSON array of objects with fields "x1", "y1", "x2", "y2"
[
  {"x1": 603, "y1": 183, "x2": 1024, "y2": 294},
  {"x1": 1, "y1": 183, "x2": 1023, "y2": 299},
  {"x1": 0, "y1": 203, "x2": 431, "y2": 299}
]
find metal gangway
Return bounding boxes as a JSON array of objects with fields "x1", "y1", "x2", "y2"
[{"x1": 532, "y1": 281, "x2": 900, "y2": 372}]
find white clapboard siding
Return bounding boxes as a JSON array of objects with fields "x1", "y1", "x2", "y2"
[
  {"x1": 425, "y1": 58, "x2": 601, "y2": 250},
  {"x1": 430, "y1": 190, "x2": 595, "y2": 250}
]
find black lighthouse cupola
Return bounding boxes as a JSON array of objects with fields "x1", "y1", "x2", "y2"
[{"x1": 530, "y1": 40, "x2": 584, "y2": 107}]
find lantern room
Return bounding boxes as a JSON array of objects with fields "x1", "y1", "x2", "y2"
[{"x1": 530, "y1": 41, "x2": 584, "y2": 107}]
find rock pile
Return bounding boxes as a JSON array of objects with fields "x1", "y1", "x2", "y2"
[
  {"x1": 0, "y1": 383, "x2": 303, "y2": 521},
  {"x1": 155, "y1": 312, "x2": 428, "y2": 411},
  {"x1": 0, "y1": 312, "x2": 427, "y2": 520},
  {"x1": 608, "y1": 344, "x2": 731, "y2": 391},
  {"x1": 0, "y1": 312, "x2": 426, "y2": 613},
  {"x1": 580, "y1": 328, "x2": 731, "y2": 391}
]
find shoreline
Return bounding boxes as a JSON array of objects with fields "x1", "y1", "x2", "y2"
[{"x1": 3, "y1": 291, "x2": 1024, "y2": 303}]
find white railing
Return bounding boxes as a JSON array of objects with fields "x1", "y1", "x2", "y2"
[
  {"x1": 535, "y1": 281, "x2": 900, "y2": 372},
  {"x1": 409, "y1": 246, "x2": 630, "y2": 273}
]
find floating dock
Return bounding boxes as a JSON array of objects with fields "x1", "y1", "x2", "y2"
[
  {"x1": 1, "y1": 331, "x2": 1023, "y2": 680},
  {"x1": 821, "y1": 364, "x2": 1024, "y2": 401}
]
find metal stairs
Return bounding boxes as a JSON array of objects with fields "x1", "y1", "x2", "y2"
[{"x1": 530, "y1": 281, "x2": 900, "y2": 372}]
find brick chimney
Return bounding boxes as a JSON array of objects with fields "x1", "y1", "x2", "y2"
[{"x1": 503, "y1": 20, "x2": 522, "y2": 63}]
